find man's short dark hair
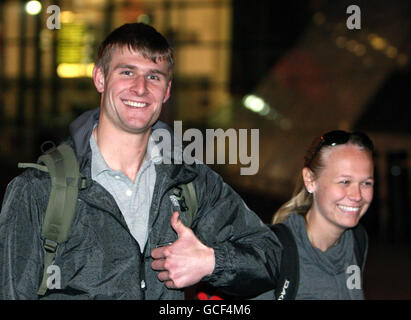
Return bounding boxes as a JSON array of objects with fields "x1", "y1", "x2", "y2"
[{"x1": 95, "y1": 23, "x2": 174, "y2": 76}]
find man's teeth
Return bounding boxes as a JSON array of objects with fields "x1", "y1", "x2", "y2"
[
  {"x1": 338, "y1": 205, "x2": 360, "y2": 212},
  {"x1": 123, "y1": 100, "x2": 148, "y2": 108}
]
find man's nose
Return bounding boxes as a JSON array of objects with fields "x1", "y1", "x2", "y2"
[{"x1": 131, "y1": 75, "x2": 147, "y2": 95}]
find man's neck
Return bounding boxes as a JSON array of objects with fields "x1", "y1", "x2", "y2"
[{"x1": 94, "y1": 123, "x2": 151, "y2": 183}]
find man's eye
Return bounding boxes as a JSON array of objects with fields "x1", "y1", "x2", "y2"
[
  {"x1": 121, "y1": 70, "x2": 133, "y2": 76},
  {"x1": 340, "y1": 180, "x2": 350, "y2": 185},
  {"x1": 148, "y1": 74, "x2": 159, "y2": 80}
]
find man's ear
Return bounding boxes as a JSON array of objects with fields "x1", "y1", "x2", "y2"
[
  {"x1": 162, "y1": 80, "x2": 172, "y2": 103},
  {"x1": 93, "y1": 66, "x2": 105, "y2": 93},
  {"x1": 302, "y1": 167, "x2": 316, "y2": 194}
]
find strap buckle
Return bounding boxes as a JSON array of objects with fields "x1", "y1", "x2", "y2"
[{"x1": 44, "y1": 239, "x2": 58, "y2": 253}]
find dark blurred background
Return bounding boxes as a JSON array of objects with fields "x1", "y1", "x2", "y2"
[{"x1": 0, "y1": 0, "x2": 409, "y2": 299}]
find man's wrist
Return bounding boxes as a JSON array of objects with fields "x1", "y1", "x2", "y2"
[
  {"x1": 201, "y1": 244, "x2": 226, "y2": 283},
  {"x1": 204, "y1": 246, "x2": 215, "y2": 277}
]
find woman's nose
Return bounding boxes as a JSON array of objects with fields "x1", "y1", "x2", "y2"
[{"x1": 348, "y1": 184, "x2": 362, "y2": 202}]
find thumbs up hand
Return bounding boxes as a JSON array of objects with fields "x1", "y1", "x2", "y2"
[{"x1": 151, "y1": 212, "x2": 215, "y2": 289}]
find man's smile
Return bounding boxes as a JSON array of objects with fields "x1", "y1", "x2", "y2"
[{"x1": 122, "y1": 99, "x2": 149, "y2": 108}]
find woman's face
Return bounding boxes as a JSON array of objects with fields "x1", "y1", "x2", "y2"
[{"x1": 306, "y1": 144, "x2": 374, "y2": 231}]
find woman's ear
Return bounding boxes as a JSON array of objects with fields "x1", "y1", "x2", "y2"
[
  {"x1": 93, "y1": 66, "x2": 105, "y2": 93},
  {"x1": 302, "y1": 167, "x2": 316, "y2": 194}
]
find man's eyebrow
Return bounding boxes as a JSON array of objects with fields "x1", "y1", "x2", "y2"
[
  {"x1": 149, "y1": 69, "x2": 168, "y2": 77},
  {"x1": 113, "y1": 64, "x2": 136, "y2": 70},
  {"x1": 113, "y1": 64, "x2": 168, "y2": 77}
]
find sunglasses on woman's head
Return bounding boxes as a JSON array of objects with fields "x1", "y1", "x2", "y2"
[{"x1": 304, "y1": 130, "x2": 374, "y2": 168}]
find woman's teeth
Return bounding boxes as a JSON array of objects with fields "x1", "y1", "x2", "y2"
[{"x1": 338, "y1": 205, "x2": 360, "y2": 212}]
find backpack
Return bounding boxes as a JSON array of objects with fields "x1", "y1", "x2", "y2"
[
  {"x1": 271, "y1": 223, "x2": 299, "y2": 300},
  {"x1": 18, "y1": 143, "x2": 198, "y2": 296}
]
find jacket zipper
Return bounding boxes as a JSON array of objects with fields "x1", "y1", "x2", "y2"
[
  {"x1": 140, "y1": 248, "x2": 147, "y2": 299},
  {"x1": 80, "y1": 195, "x2": 146, "y2": 298},
  {"x1": 140, "y1": 180, "x2": 190, "y2": 298}
]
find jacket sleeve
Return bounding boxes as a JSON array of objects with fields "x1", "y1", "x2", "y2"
[
  {"x1": 0, "y1": 174, "x2": 43, "y2": 300},
  {"x1": 192, "y1": 166, "x2": 282, "y2": 297}
]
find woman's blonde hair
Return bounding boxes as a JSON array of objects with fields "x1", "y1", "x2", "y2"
[
  {"x1": 272, "y1": 130, "x2": 374, "y2": 224},
  {"x1": 272, "y1": 173, "x2": 312, "y2": 224}
]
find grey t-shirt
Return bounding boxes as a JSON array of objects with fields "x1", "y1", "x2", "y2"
[
  {"x1": 283, "y1": 213, "x2": 364, "y2": 300},
  {"x1": 253, "y1": 213, "x2": 365, "y2": 300}
]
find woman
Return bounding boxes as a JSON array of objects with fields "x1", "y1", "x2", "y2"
[{"x1": 271, "y1": 130, "x2": 375, "y2": 300}]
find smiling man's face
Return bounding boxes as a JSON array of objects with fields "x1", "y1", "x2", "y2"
[{"x1": 93, "y1": 46, "x2": 171, "y2": 135}]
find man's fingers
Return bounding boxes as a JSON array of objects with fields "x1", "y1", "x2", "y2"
[
  {"x1": 165, "y1": 280, "x2": 176, "y2": 289},
  {"x1": 151, "y1": 243, "x2": 172, "y2": 260},
  {"x1": 151, "y1": 256, "x2": 167, "y2": 271},
  {"x1": 157, "y1": 270, "x2": 170, "y2": 282},
  {"x1": 151, "y1": 212, "x2": 208, "y2": 289},
  {"x1": 151, "y1": 248, "x2": 164, "y2": 260},
  {"x1": 156, "y1": 271, "x2": 178, "y2": 289}
]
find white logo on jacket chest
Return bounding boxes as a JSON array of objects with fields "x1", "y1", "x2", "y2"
[{"x1": 169, "y1": 195, "x2": 180, "y2": 208}]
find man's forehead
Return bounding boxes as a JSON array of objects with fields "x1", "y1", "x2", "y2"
[
  {"x1": 111, "y1": 45, "x2": 164, "y2": 63},
  {"x1": 108, "y1": 45, "x2": 170, "y2": 71}
]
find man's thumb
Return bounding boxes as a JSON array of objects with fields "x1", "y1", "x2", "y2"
[{"x1": 171, "y1": 211, "x2": 187, "y2": 236}]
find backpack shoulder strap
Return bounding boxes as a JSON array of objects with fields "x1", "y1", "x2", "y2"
[
  {"x1": 352, "y1": 223, "x2": 368, "y2": 270},
  {"x1": 35, "y1": 144, "x2": 80, "y2": 295},
  {"x1": 173, "y1": 180, "x2": 198, "y2": 301},
  {"x1": 173, "y1": 181, "x2": 197, "y2": 227},
  {"x1": 270, "y1": 223, "x2": 299, "y2": 300}
]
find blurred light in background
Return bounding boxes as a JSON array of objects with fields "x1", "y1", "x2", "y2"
[
  {"x1": 25, "y1": 0, "x2": 42, "y2": 15},
  {"x1": 137, "y1": 13, "x2": 151, "y2": 24},
  {"x1": 385, "y1": 46, "x2": 398, "y2": 59},
  {"x1": 57, "y1": 63, "x2": 94, "y2": 78},
  {"x1": 243, "y1": 94, "x2": 269, "y2": 115},
  {"x1": 369, "y1": 34, "x2": 387, "y2": 51},
  {"x1": 242, "y1": 94, "x2": 292, "y2": 130},
  {"x1": 56, "y1": 19, "x2": 95, "y2": 78},
  {"x1": 333, "y1": 31, "x2": 407, "y2": 67},
  {"x1": 61, "y1": 11, "x2": 75, "y2": 24}
]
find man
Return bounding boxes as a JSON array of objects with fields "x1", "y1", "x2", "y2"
[{"x1": 0, "y1": 23, "x2": 280, "y2": 299}]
